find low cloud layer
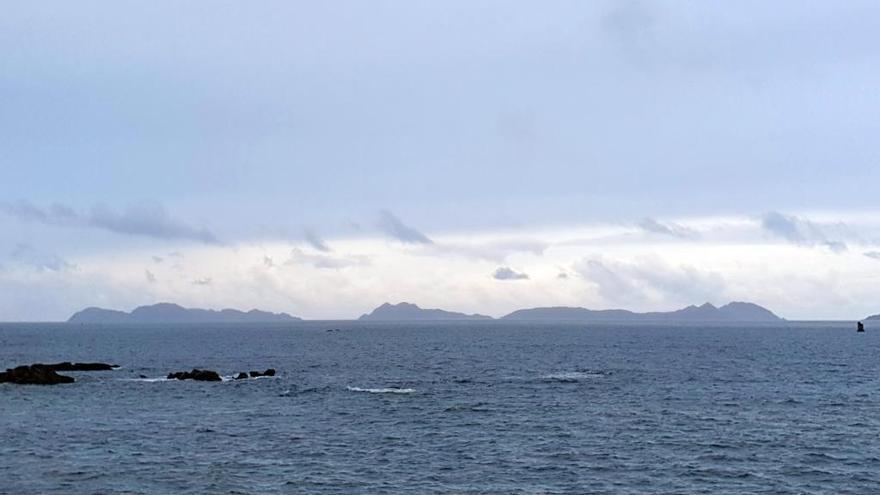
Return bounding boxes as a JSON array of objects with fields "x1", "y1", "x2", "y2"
[
  {"x1": 285, "y1": 248, "x2": 370, "y2": 270},
  {"x1": 574, "y1": 256, "x2": 726, "y2": 307},
  {"x1": 378, "y1": 210, "x2": 433, "y2": 244},
  {"x1": 10, "y1": 244, "x2": 75, "y2": 272},
  {"x1": 0, "y1": 200, "x2": 218, "y2": 244},
  {"x1": 303, "y1": 229, "x2": 331, "y2": 252},
  {"x1": 637, "y1": 217, "x2": 699, "y2": 239},
  {"x1": 428, "y1": 239, "x2": 548, "y2": 262},
  {"x1": 761, "y1": 211, "x2": 847, "y2": 252}
]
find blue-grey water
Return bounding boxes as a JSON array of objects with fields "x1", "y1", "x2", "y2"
[{"x1": 1, "y1": 321, "x2": 877, "y2": 494}]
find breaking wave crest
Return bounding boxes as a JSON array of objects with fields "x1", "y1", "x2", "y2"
[
  {"x1": 347, "y1": 386, "x2": 416, "y2": 394},
  {"x1": 541, "y1": 370, "x2": 610, "y2": 382}
]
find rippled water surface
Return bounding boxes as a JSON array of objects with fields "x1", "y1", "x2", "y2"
[{"x1": 1, "y1": 321, "x2": 878, "y2": 494}]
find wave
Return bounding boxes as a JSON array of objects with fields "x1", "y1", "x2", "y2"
[
  {"x1": 541, "y1": 370, "x2": 609, "y2": 382},
  {"x1": 346, "y1": 386, "x2": 415, "y2": 394},
  {"x1": 123, "y1": 377, "x2": 169, "y2": 383}
]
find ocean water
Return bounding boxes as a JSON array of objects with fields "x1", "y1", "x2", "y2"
[{"x1": 1, "y1": 321, "x2": 878, "y2": 494}]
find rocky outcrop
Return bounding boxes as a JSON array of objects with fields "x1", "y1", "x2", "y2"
[
  {"x1": 43, "y1": 362, "x2": 119, "y2": 371},
  {"x1": 167, "y1": 369, "x2": 222, "y2": 381},
  {"x1": 250, "y1": 368, "x2": 276, "y2": 378},
  {"x1": 235, "y1": 368, "x2": 276, "y2": 379},
  {"x1": 0, "y1": 365, "x2": 75, "y2": 385}
]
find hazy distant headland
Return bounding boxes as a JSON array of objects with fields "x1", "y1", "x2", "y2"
[
  {"x1": 66, "y1": 300, "x2": 783, "y2": 323},
  {"x1": 68, "y1": 303, "x2": 301, "y2": 324},
  {"x1": 358, "y1": 301, "x2": 781, "y2": 322},
  {"x1": 358, "y1": 302, "x2": 493, "y2": 321},
  {"x1": 502, "y1": 302, "x2": 781, "y2": 322}
]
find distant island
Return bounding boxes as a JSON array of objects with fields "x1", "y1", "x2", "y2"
[
  {"x1": 68, "y1": 303, "x2": 301, "y2": 324},
  {"x1": 66, "y1": 300, "x2": 782, "y2": 324},
  {"x1": 501, "y1": 302, "x2": 781, "y2": 322},
  {"x1": 865, "y1": 313, "x2": 880, "y2": 321},
  {"x1": 359, "y1": 302, "x2": 492, "y2": 321},
  {"x1": 358, "y1": 301, "x2": 780, "y2": 322}
]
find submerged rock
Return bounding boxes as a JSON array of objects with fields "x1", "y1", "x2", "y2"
[
  {"x1": 167, "y1": 369, "x2": 222, "y2": 382},
  {"x1": 0, "y1": 365, "x2": 75, "y2": 385}
]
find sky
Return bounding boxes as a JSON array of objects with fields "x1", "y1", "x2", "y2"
[{"x1": 1, "y1": 1, "x2": 880, "y2": 321}]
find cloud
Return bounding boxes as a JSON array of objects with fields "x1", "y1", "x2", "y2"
[
  {"x1": 192, "y1": 277, "x2": 213, "y2": 286},
  {"x1": 10, "y1": 244, "x2": 75, "y2": 272},
  {"x1": 0, "y1": 201, "x2": 78, "y2": 225},
  {"x1": 637, "y1": 217, "x2": 699, "y2": 239},
  {"x1": 575, "y1": 259, "x2": 645, "y2": 303},
  {"x1": 303, "y1": 229, "x2": 332, "y2": 252},
  {"x1": 0, "y1": 200, "x2": 218, "y2": 244},
  {"x1": 429, "y1": 239, "x2": 548, "y2": 262},
  {"x1": 493, "y1": 266, "x2": 529, "y2": 280},
  {"x1": 89, "y1": 202, "x2": 218, "y2": 244},
  {"x1": 263, "y1": 256, "x2": 275, "y2": 268},
  {"x1": 822, "y1": 240, "x2": 848, "y2": 253},
  {"x1": 145, "y1": 269, "x2": 157, "y2": 283},
  {"x1": 761, "y1": 211, "x2": 847, "y2": 252},
  {"x1": 152, "y1": 256, "x2": 164, "y2": 263},
  {"x1": 602, "y1": 0, "x2": 658, "y2": 63},
  {"x1": 574, "y1": 256, "x2": 725, "y2": 306},
  {"x1": 864, "y1": 251, "x2": 880, "y2": 261},
  {"x1": 286, "y1": 248, "x2": 369, "y2": 269},
  {"x1": 377, "y1": 210, "x2": 433, "y2": 244}
]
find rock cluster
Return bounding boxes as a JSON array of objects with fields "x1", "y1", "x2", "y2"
[
  {"x1": 1, "y1": 361, "x2": 275, "y2": 385},
  {"x1": 167, "y1": 369, "x2": 222, "y2": 381},
  {"x1": 0, "y1": 365, "x2": 76, "y2": 385},
  {"x1": 44, "y1": 362, "x2": 119, "y2": 371},
  {"x1": 234, "y1": 368, "x2": 276, "y2": 379}
]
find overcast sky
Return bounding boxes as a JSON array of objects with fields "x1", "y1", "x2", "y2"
[{"x1": 2, "y1": 1, "x2": 880, "y2": 321}]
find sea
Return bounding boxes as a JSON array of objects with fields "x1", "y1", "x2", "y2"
[{"x1": 1, "y1": 321, "x2": 878, "y2": 494}]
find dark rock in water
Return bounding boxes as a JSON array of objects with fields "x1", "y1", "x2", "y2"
[
  {"x1": 43, "y1": 362, "x2": 119, "y2": 372},
  {"x1": 235, "y1": 372, "x2": 249, "y2": 380},
  {"x1": 247, "y1": 368, "x2": 277, "y2": 378},
  {"x1": 0, "y1": 365, "x2": 75, "y2": 385},
  {"x1": 139, "y1": 374, "x2": 148, "y2": 379},
  {"x1": 166, "y1": 369, "x2": 222, "y2": 381}
]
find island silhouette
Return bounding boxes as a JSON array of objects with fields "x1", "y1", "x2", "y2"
[
  {"x1": 68, "y1": 303, "x2": 301, "y2": 324},
  {"x1": 358, "y1": 302, "x2": 492, "y2": 321},
  {"x1": 67, "y1": 301, "x2": 784, "y2": 323}
]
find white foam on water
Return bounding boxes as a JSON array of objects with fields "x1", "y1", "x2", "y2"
[
  {"x1": 541, "y1": 371, "x2": 607, "y2": 382},
  {"x1": 347, "y1": 386, "x2": 416, "y2": 394},
  {"x1": 123, "y1": 377, "x2": 170, "y2": 383},
  {"x1": 225, "y1": 374, "x2": 279, "y2": 382}
]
